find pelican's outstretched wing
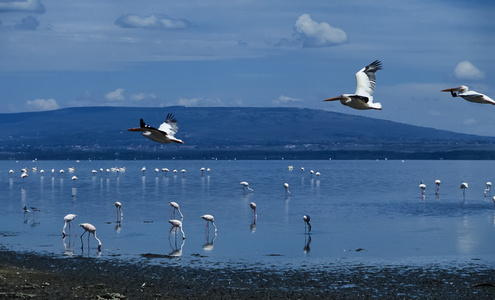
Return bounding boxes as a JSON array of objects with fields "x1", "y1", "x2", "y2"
[
  {"x1": 354, "y1": 60, "x2": 382, "y2": 97},
  {"x1": 158, "y1": 113, "x2": 179, "y2": 136}
]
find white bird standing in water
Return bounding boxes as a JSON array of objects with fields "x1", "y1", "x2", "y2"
[
  {"x1": 435, "y1": 180, "x2": 441, "y2": 195},
  {"x1": 419, "y1": 182, "x2": 426, "y2": 199},
  {"x1": 284, "y1": 183, "x2": 291, "y2": 196},
  {"x1": 114, "y1": 201, "x2": 123, "y2": 221},
  {"x1": 169, "y1": 219, "x2": 186, "y2": 239},
  {"x1": 169, "y1": 201, "x2": 183, "y2": 219},
  {"x1": 324, "y1": 60, "x2": 383, "y2": 110},
  {"x1": 441, "y1": 85, "x2": 495, "y2": 105},
  {"x1": 79, "y1": 223, "x2": 102, "y2": 251},
  {"x1": 127, "y1": 113, "x2": 184, "y2": 144},
  {"x1": 62, "y1": 214, "x2": 77, "y2": 237},
  {"x1": 485, "y1": 182, "x2": 492, "y2": 197},
  {"x1": 240, "y1": 181, "x2": 254, "y2": 193},
  {"x1": 460, "y1": 182, "x2": 468, "y2": 196},
  {"x1": 201, "y1": 214, "x2": 217, "y2": 233},
  {"x1": 303, "y1": 215, "x2": 311, "y2": 233},
  {"x1": 250, "y1": 202, "x2": 257, "y2": 218}
]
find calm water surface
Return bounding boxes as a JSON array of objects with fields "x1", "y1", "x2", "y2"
[{"x1": 1, "y1": 160, "x2": 495, "y2": 268}]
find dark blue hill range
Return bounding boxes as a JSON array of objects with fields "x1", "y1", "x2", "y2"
[{"x1": 1, "y1": 106, "x2": 494, "y2": 160}]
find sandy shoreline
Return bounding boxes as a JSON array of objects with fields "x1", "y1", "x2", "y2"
[{"x1": 1, "y1": 249, "x2": 495, "y2": 299}]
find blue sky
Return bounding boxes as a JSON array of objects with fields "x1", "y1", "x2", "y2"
[{"x1": 1, "y1": 0, "x2": 494, "y2": 136}]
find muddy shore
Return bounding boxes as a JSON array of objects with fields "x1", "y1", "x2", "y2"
[{"x1": 1, "y1": 249, "x2": 495, "y2": 299}]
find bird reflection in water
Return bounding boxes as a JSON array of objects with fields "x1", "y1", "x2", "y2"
[
  {"x1": 62, "y1": 236, "x2": 76, "y2": 257},
  {"x1": 168, "y1": 233, "x2": 185, "y2": 257},
  {"x1": 304, "y1": 235, "x2": 312, "y2": 253},
  {"x1": 203, "y1": 231, "x2": 217, "y2": 251}
]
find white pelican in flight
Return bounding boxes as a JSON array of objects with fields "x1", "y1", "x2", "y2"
[
  {"x1": 441, "y1": 85, "x2": 495, "y2": 105},
  {"x1": 127, "y1": 113, "x2": 184, "y2": 144},
  {"x1": 324, "y1": 60, "x2": 383, "y2": 110}
]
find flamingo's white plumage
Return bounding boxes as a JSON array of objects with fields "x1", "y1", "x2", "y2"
[
  {"x1": 241, "y1": 181, "x2": 254, "y2": 193},
  {"x1": 324, "y1": 60, "x2": 383, "y2": 110},
  {"x1": 63, "y1": 214, "x2": 77, "y2": 237},
  {"x1": 201, "y1": 214, "x2": 217, "y2": 233},
  {"x1": 441, "y1": 85, "x2": 495, "y2": 105},
  {"x1": 79, "y1": 223, "x2": 102, "y2": 251},
  {"x1": 169, "y1": 201, "x2": 183, "y2": 219},
  {"x1": 435, "y1": 179, "x2": 441, "y2": 195},
  {"x1": 115, "y1": 201, "x2": 123, "y2": 220},
  {"x1": 169, "y1": 219, "x2": 186, "y2": 239},
  {"x1": 127, "y1": 113, "x2": 184, "y2": 144}
]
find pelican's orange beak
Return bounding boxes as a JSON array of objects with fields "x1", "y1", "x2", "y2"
[
  {"x1": 441, "y1": 87, "x2": 461, "y2": 92},
  {"x1": 323, "y1": 96, "x2": 344, "y2": 102},
  {"x1": 126, "y1": 127, "x2": 143, "y2": 132}
]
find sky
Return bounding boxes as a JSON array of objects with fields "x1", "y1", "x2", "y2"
[{"x1": 1, "y1": 0, "x2": 494, "y2": 136}]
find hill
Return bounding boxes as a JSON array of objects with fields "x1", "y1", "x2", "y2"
[{"x1": 1, "y1": 106, "x2": 494, "y2": 160}]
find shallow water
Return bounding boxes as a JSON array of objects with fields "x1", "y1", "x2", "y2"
[{"x1": 1, "y1": 159, "x2": 495, "y2": 268}]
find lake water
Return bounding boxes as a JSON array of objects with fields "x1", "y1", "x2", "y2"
[{"x1": 1, "y1": 159, "x2": 495, "y2": 268}]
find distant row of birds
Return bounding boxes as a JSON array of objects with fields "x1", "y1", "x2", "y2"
[{"x1": 418, "y1": 180, "x2": 495, "y2": 203}]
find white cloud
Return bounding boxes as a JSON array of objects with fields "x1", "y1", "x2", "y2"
[
  {"x1": 0, "y1": 0, "x2": 45, "y2": 13},
  {"x1": 115, "y1": 14, "x2": 192, "y2": 30},
  {"x1": 25, "y1": 98, "x2": 59, "y2": 111},
  {"x1": 293, "y1": 14, "x2": 347, "y2": 48},
  {"x1": 105, "y1": 88, "x2": 125, "y2": 101},
  {"x1": 454, "y1": 61, "x2": 485, "y2": 80},
  {"x1": 131, "y1": 93, "x2": 156, "y2": 101},
  {"x1": 273, "y1": 95, "x2": 302, "y2": 105}
]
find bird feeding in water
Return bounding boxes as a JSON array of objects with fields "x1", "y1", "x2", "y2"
[
  {"x1": 324, "y1": 60, "x2": 383, "y2": 110},
  {"x1": 62, "y1": 214, "x2": 77, "y2": 238},
  {"x1": 419, "y1": 182, "x2": 426, "y2": 199},
  {"x1": 435, "y1": 180, "x2": 441, "y2": 195},
  {"x1": 441, "y1": 85, "x2": 495, "y2": 105},
  {"x1": 284, "y1": 183, "x2": 291, "y2": 196},
  {"x1": 169, "y1": 201, "x2": 184, "y2": 219},
  {"x1": 79, "y1": 223, "x2": 102, "y2": 251},
  {"x1": 240, "y1": 181, "x2": 254, "y2": 193},
  {"x1": 460, "y1": 182, "x2": 468, "y2": 196},
  {"x1": 114, "y1": 201, "x2": 123, "y2": 221},
  {"x1": 169, "y1": 219, "x2": 186, "y2": 240},
  {"x1": 127, "y1": 113, "x2": 184, "y2": 144},
  {"x1": 303, "y1": 215, "x2": 312, "y2": 233},
  {"x1": 201, "y1": 214, "x2": 217, "y2": 233}
]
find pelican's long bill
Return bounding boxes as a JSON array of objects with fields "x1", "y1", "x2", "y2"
[
  {"x1": 126, "y1": 127, "x2": 143, "y2": 132},
  {"x1": 323, "y1": 96, "x2": 344, "y2": 101},
  {"x1": 441, "y1": 87, "x2": 461, "y2": 92}
]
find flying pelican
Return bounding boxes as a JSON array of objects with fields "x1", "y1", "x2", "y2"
[
  {"x1": 114, "y1": 201, "x2": 123, "y2": 221},
  {"x1": 441, "y1": 85, "x2": 495, "y2": 105},
  {"x1": 241, "y1": 181, "x2": 254, "y2": 193},
  {"x1": 169, "y1": 201, "x2": 184, "y2": 219},
  {"x1": 324, "y1": 60, "x2": 383, "y2": 110},
  {"x1": 62, "y1": 214, "x2": 77, "y2": 238},
  {"x1": 79, "y1": 223, "x2": 102, "y2": 251},
  {"x1": 460, "y1": 182, "x2": 468, "y2": 196},
  {"x1": 250, "y1": 202, "x2": 257, "y2": 217},
  {"x1": 201, "y1": 214, "x2": 217, "y2": 233},
  {"x1": 284, "y1": 183, "x2": 292, "y2": 196},
  {"x1": 419, "y1": 182, "x2": 426, "y2": 199},
  {"x1": 485, "y1": 182, "x2": 492, "y2": 197},
  {"x1": 169, "y1": 219, "x2": 186, "y2": 239},
  {"x1": 435, "y1": 180, "x2": 441, "y2": 195},
  {"x1": 303, "y1": 215, "x2": 312, "y2": 233},
  {"x1": 127, "y1": 113, "x2": 184, "y2": 144}
]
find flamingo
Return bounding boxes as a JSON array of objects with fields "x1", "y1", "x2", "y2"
[
  {"x1": 79, "y1": 223, "x2": 102, "y2": 251},
  {"x1": 169, "y1": 219, "x2": 186, "y2": 239},
  {"x1": 9, "y1": 169, "x2": 14, "y2": 175},
  {"x1": 284, "y1": 183, "x2": 292, "y2": 196},
  {"x1": 441, "y1": 85, "x2": 495, "y2": 105},
  {"x1": 114, "y1": 201, "x2": 123, "y2": 221},
  {"x1": 62, "y1": 214, "x2": 77, "y2": 237},
  {"x1": 21, "y1": 172, "x2": 28, "y2": 179},
  {"x1": 485, "y1": 182, "x2": 492, "y2": 197},
  {"x1": 141, "y1": 166, "x2": 146, "y2": 175},
  {"x1": 201, "y1": 214, "x2": 217, "y2": 233},
  {"x1": 419, "y1": 182, "x2": 426, "y2": 199},
  {"x1": 200, "y1": 167, "x2": 205, "y2": 176},
  {"x1": 435, "y1": 180, "x2": 441, "y2": 195},
  {"x1": 169, "y1": 201, "x2": 184, "y2": 219},
  {"x1": 240, "y1": 181, "x2": 254, "y2": 193},
  {"x1": 324, "y1": 60, "x2": 383, "y2": 110},
  {"x1": 460, "y1": 182, "x2": 468, "y2": 196},
  {"x1": 303, "y1": 215, "x2": 312, "y2": 233},
  {"x1": 250, "y1": 202, "x2": 257, "y2": 217},
  {"x1": 127, "y1": 113, "x2": 184, "y2": 144}
]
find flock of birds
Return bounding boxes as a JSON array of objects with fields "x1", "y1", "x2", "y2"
[
  {"x1": 418, "y1": 179, "x2": 495, "y2": 205},
  {"x1": 14, "y1": 164, "x2": 319, "y2": 253}
]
